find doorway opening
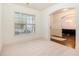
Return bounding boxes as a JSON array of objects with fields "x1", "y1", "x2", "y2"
[{"x1": 50, "y1": 8, "x2": 76, "y2": 48}]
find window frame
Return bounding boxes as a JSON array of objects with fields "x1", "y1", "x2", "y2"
[{"x1": 15, "y1": 12, "x2": 35, "y2": 35}]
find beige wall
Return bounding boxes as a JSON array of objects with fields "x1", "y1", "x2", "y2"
[
  {"x1": 2, "y1": 4, "x2": 42, "y2": 45},
  {"x1": 0, "y1": 4, "x2": 2, "y2": 54}
]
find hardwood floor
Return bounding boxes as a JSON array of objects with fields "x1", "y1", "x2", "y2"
[
  {"x1": 51, "y1": 35, "x2": 75, "y2": 48},
  {"x1": 63, "y1": 35, "x2": 75, "y2": 48}
]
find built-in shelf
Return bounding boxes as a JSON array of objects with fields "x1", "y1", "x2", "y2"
[{"x1": 62, "y1": 29, "x2": 75, "y2": 36}]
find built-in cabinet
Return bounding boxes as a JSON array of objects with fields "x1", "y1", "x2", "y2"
[
  {"x1": 50, "y1": 8, "x2": 75, "y2": 37},
  {"x1": 50, "y1": 12, "x2": 62, "y2": 37}
]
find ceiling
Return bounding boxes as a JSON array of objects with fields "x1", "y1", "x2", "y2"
[{"x1": 17, "y1": 3, "x2": 55, "y2": 10}]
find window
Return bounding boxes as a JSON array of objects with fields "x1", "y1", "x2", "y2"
[{"x1": 15, "y1": 12, "x2": 35, "y2": 35}]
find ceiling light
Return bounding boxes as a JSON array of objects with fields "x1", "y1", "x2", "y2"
[{"x1": 62, "y1": 8, "x2": 69, "y2": 11}]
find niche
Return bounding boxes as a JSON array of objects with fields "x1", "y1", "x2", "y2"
[{"x1": 50, "y1": 8, "x2": 76, "y2": 48}]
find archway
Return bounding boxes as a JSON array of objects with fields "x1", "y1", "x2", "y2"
[{"x1": 50, "y1": 8, "x2": 76, "y2": 48}]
